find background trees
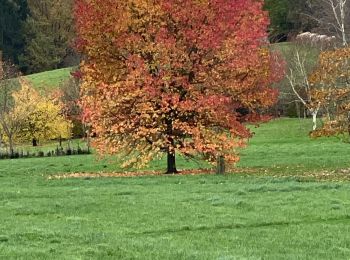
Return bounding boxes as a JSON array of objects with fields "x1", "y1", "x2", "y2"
[
  {"x1": 75, "y1": 0, "x2": 283, "y2": 173},
  {"x1": 309, "y1": 0, "x2": 350, "y2": 46},
  {"x1": 0, "y1": 58, "x2": 72, "y2": 153},
  {"x1": 19, "y1": 0, "x2": 76, "y2": 73},
  {"x1": 0, "y1": 0, "x2": 77, "y2": 73},
  {"x1": 264, "y1": 0, "x2": 317, "y2": 42},
  {"x1": 13, "y1": 81, "x2": 72, "y2": 146},
  {"x1": 0, "y1": 0, "x2": 28, "y2": 63}
]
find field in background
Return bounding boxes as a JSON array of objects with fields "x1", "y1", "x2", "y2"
[
  {"x1": 24, "y1": 67, "x2": 73, "y2": 90},
  {"x1": 240, "y1": 118, "x2": 350, "y2": 170},
  {"x1": 1, "y1": 118, "x2": 350, "y2": 259}
]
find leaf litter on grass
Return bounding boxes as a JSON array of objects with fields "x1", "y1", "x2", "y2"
[{"x1": 47, "y1": 167, "x2": 258, "y2": 179}]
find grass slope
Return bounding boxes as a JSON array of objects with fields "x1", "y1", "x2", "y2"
[
  {"x1": 25, "y1": 67, "x2": 73, "y2": 90},
  {"x1": 1, "y1": 119, "x2": 350, "y2": 259}
]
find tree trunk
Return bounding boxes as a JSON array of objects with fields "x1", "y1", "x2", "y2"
[
  {"x1": 165, "y1": 117, "x2": 178, "y2": 174},
  {"x1": 166, "y1": 150, "x2": 178, "y2": 174},
  {"x1": 32, "y1": 138, "x2": 38, "y2": 147},
  {"x1": 216, "y1": 155, "x2": 225, "y2": 174},
  {"x1": 86, "y1": 126, "x2": 91, "y2": 153},
  {"x1": 295, "y1": 101, "x2": 300, "y2": 119},
  {"x1": 312, "y1": 111, "x2": 317, "y2": 131},
  {"x1": 8, "y1": 136, "x2": 14, "y2": 156}
]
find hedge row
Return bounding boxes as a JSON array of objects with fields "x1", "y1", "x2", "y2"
[{"x1": 0, "y1": 146, "x2": 91, "y2": 160}]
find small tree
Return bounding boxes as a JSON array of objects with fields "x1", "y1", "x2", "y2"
[
  {"x1": 13, "y1": 80, "x2": 72, "y2": 146},
  {"x1": 59, "y1": 74, "x2": 85, "y2": 138},
  {"x1": 0, "y1": 58, "x2": 22, "y2": 154},
  {"x1": 286, "y1": 32, "x2": 337, "y2": 130},
  {"x1": 309, "y1": 47, "x2": 350, "y2": 139}
]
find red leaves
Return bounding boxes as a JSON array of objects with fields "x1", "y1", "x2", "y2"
[{"x1": 75, "y1": 0, "x2": 283, "y2": 168}]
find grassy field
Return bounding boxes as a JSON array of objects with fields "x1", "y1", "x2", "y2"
[
  {"x1": 240, "y1": 118, "x2": 350, "y2": 170},
  {"x1": 1, "y1": 118, "x2": 350, "y2": 259}
]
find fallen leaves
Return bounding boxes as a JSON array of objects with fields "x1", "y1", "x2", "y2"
[
  {"x1": 47, "y1": 167, "x2": 259, "y2": 180},
  {"x1": 47, "y1": 167, "x2": 350, "y2": 182},
  {"x1": 48, "y1": 169, "x2": 215, "y2": 179}
]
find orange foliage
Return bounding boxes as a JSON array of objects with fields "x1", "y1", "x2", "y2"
[
  {"x1": 309, "y1": 47, "x2": 350, "y2": 138},
  {"x1": 75, "y1": 0, "x2": 283, "y2": 171}
]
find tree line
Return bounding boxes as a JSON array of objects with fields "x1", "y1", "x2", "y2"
[{"x1": 0, "y1": 0, "x2": 76, "y2": 74}]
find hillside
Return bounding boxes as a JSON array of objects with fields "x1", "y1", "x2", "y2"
[{"x1": 24, "y1": 67, "x2": 73, "y2": 90}]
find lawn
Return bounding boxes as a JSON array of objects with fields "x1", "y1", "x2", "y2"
[
  {"x1": 240, "y1": 118, "x2": 350, "y2": 170},
  {"x1": 1, "y1": 118, "x2": 350, "y2": 259}
]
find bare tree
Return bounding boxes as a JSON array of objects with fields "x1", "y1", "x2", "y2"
[
  {"x1": 0, "y1": 58, "x2": 22, "y2": 154},
  {"x1": 308, "y1": 0, "x2": 350, "y2": 46},
  {"x1": 286, "y1": 33, "x2": 335, "y2": 130}
]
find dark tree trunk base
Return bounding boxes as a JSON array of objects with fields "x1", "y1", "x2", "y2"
[
  {"x1": 165, "y1": 169, "x2": 179, "y2": 174},
  {"x1": 166, "y1": 151, "x2": 178, "y2": 174}
]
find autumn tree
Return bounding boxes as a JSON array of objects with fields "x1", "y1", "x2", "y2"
[
  {"x1": 13, "y1": 80, "x2": 72, "y2": 146},
  {"x1": 309, "y1": 47, "x2": 350, "y2": 139},
  {"x1": 75, "y1": 0, "x2": 283, "y2": 173}
]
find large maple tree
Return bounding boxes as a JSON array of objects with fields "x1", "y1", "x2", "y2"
[{"x1": 75, "y1": 0, "x2": 282, "y2": 173}]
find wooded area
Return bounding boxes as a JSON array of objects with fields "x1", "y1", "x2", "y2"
[{"x1": 0, "y1": 0, "x2": 76, "y2": 74}]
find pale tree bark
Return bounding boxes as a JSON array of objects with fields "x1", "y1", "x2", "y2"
[
  {"x1": 325, "y1": 0, "x2": 348, "y2": 46},
  {"x1": 287, "y1": 47, "x2": 321, "y2": 130},
  {"x1": 311, "y1": 108, "x2": 320, "y2": 131},
  {"x1": 308, "y1": 0, "x2": 349, "y2": 46}
]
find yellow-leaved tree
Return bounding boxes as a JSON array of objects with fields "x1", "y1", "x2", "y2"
[{"x1": 12, "y1": 79, "x2": 72, "y2": 146}]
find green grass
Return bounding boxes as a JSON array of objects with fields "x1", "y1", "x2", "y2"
[
  {"x1": 25, "y1": 67, "x2": 73, "y2": 91},
  {"x1": 272, "y1": 42, "x2": 319, "y2": 63},
  {"x1": 239, "y1": 118, "x2": 350, "y2": 170},
  {"x1": 1, "y1": 118, "x2": 350, "y2": 259}
]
